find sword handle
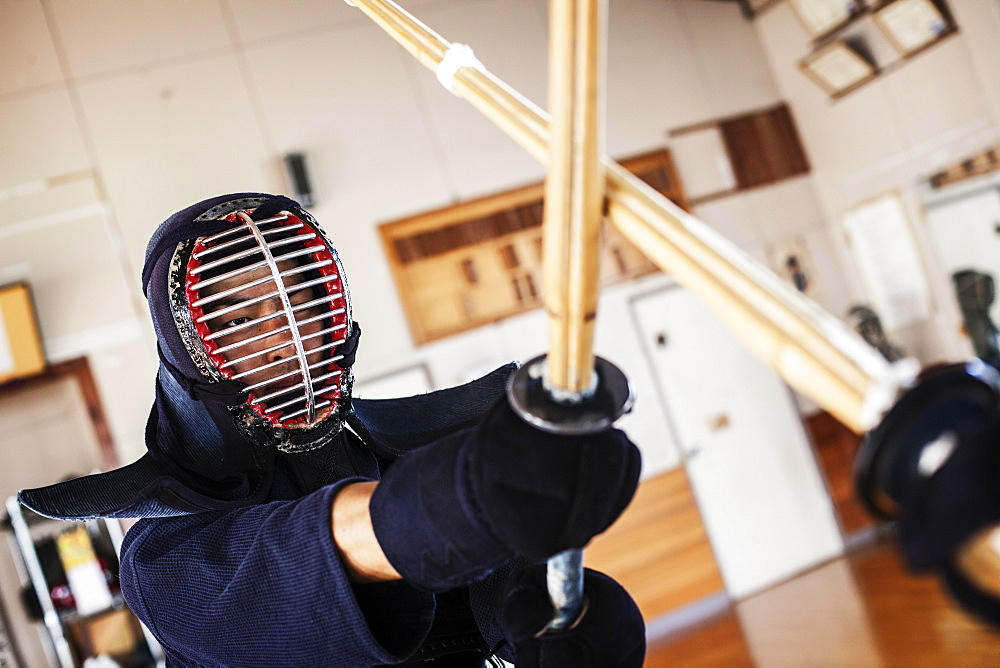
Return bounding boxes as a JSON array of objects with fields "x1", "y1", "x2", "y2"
[
  {"x1": 507, "y1": 354, "x2": 634, "y2": 632},
  {"x1": 545, "y1": 548, "x2": 585, "y2": 630}
]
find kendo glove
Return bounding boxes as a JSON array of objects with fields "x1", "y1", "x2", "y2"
[
  {"x1": 369, "y1": 396, "x2": 641, "y2": 590},
  {"x1": 896, "y1": 416, "x2": 1000, "y2": 625},
  {"x1": 501, "y1": 563, "x2": 645, "y2": 667}
]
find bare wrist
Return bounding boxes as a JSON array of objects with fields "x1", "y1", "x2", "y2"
[{"x1": 331, "y1": 481, "x2": 402, "y2": 584}]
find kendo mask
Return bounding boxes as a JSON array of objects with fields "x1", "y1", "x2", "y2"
[{"x1": 161, "y1": 195, "x2": 357, "y2": 450}]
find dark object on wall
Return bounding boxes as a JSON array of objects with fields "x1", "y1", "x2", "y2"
[
  {"x1": 786, "y1": 255, "x2": 809, "y2": 293},
  {"x1": 718, "y1": 104, "x2": 810, "y2": 190},
  {"x1": 953, "y1": 270, "x2": 1000, "y2": 371},
  {"x1": 735, "y1": 0, "x2": 782, "y2": 18},
  {"x1": 847, "y1": 305, "x2": 905, "y2": 362},
  {"x1": 283, "y1": 152, "x2": 315, "y2": 207}
]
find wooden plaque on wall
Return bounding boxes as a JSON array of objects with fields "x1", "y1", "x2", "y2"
[
  {"x1": 0, "y1": 283, "x2": 46, "y2": 385},
  {"x1": 788, "y1": 0, "x2": 859, "y2": 37},
  {"x1": 799, "y1": 41, "x2": 878, "y2": 98},
  {"x1": 379, "y1": 149, "x2": 688, "y2": 344},
  {"x1": 873, "y1": 0, "x2": 953, "y2": 57}
]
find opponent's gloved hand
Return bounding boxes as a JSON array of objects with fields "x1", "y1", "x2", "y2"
[
  {"x1": 896, "y1": 417, "x2": 1000, "y2": 624},
  {"x1": 369, "y1": 397, "x2": 641, "y2": 590},
  {"x1": 501, "y1": 564, "x2": 645, "y2": 667}
]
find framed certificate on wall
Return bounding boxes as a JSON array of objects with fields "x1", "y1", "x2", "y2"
[
  {"x1": 843, "y1": 193, "x2": 932, "y2": 331},
  {"x1": 788, "y1": 0, "x2": 860, "y2": 37},
  {"x1": 800, "y1": 41, "x2": 878, "y2": 97},
  {"x1": 874, "y1": 0, "x2": 952, "y2": 56},
  {"x1": 0, "y1": 283, "x2": 46, "y2": 385}
]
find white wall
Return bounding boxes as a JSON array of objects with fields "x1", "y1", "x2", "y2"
[{"x1": 752, "y1": 0, "x2": 1000, "y2": 363}]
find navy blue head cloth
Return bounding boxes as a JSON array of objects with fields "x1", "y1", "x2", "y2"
[{"x1": 18, "y1": 192, "x2": 514, "y2": 520}]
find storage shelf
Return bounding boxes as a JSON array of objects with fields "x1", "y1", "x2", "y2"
[{"x1": 3, "y1": 497, "x2": 163, "y2": 667}]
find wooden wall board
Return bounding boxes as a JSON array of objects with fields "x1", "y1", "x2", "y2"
[
  {"x1": 379, "y1": 149, "x2": 686, "y2": 344},
  {"x1": 719, "y1": 104, "x2": 811, "y2": 188},
  {"x1": 670, "y1": 103, "x2": 811, "y2": 205}
]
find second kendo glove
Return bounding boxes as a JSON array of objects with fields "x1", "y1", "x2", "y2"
[
  {"x1": 895, "y1": 416, "x2": 1000, "y2": 625},
  {"x1": 369, "y1": 396, "x2": 641, "y2": 590},
  {"x1": 501, "y1": 564, "x2": 646, "y2": 667}
]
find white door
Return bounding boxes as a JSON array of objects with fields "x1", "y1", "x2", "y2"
[{"x1": 631, "y1": 285, "x2": 843, "y2": 598}]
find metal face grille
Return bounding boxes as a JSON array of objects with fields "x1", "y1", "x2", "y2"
[{"x1": 185, "y1": 210, "x2": 350, "y2": 428}]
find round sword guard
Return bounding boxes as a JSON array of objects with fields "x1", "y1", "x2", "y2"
[
  {"x1": 855, "y1": 359, "x2": 1000, "y2": 520},
  {"x1": 506, "y1": 354, "x2": 635, "y2": 435}
]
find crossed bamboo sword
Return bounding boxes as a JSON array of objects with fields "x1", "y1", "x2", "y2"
[{"x1": 345, "y1": 0, "x2": 916, "y2": 628}]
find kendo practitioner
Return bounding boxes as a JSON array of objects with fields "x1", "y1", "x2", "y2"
[{"x1": 19, "y1": 193, "x2": 646, "y2": 667}]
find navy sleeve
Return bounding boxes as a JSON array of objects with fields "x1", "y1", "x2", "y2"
[
  {"x1": 468, "y1": 557, "x2": 526, "y2": 663},
  {"x1": 119, "y1": 480, "x2": 435, "y2": 667}
]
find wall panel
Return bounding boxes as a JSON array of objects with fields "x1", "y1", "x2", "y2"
[{"x1": 0, "y1": 0, "x2": 62, "y2": 95}]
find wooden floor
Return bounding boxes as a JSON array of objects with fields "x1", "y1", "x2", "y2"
[{"x1": 646, "y1": 536, "x2": 1000, "y2": 666}]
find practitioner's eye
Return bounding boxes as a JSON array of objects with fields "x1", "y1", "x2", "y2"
[{"x1": 223, "y1": 316, "x2": 252, "y2": 329}]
